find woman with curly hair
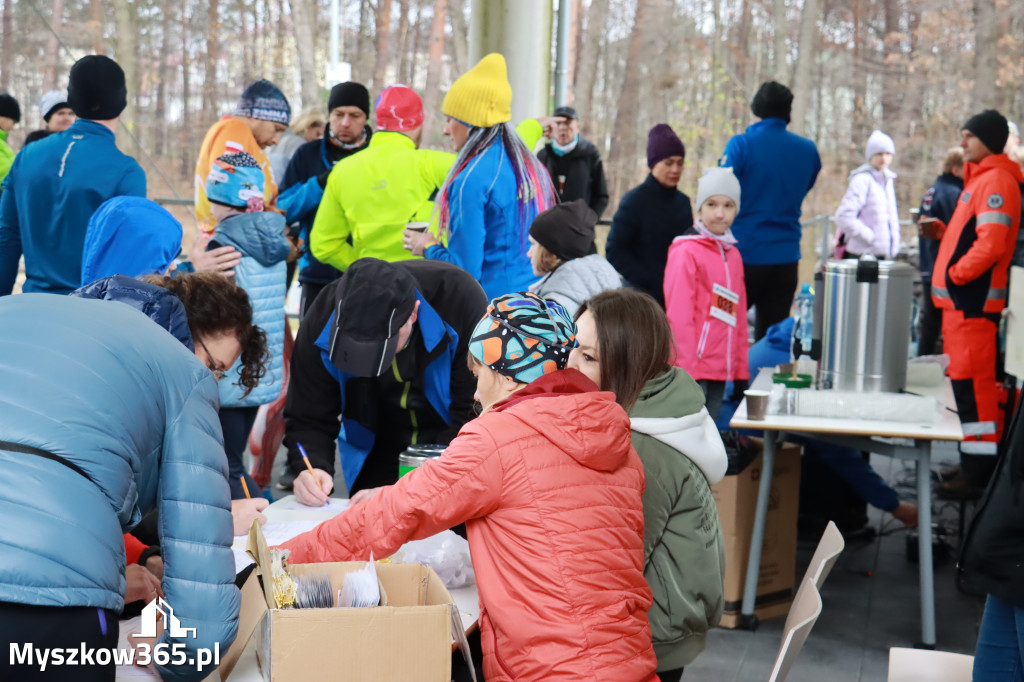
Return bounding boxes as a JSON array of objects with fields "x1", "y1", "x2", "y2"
[{"x1": 0, "y1": 275, "x2": 265, "y2": 681}]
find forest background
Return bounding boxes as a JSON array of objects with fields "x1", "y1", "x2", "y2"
[{"x1": 1, "y1": 0, "x2": 1022, "y2": 261}]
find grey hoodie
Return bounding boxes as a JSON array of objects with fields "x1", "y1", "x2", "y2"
[{"x1": 532, "y1": 253, "x2": 621, "y2": 316}]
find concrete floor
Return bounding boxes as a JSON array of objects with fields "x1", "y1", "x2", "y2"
[{"x1": 686, "y1": 442, "x2": 984, "y2": 681}]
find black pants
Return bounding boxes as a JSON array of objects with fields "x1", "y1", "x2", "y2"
[
  {"x1": 743, "y1": 262, "x2": 800, "y2": 341},
  {"x1": 0, "y1": 602, "x2": 119, "y2": 681},
  {"x1": 348, "y1": 446, "x2": 402, "y2": 496},
  {"x1": 698, "y1": 380, "x2": 726, "y2": 421},
  {"x1": 219, "y1": 406, "x2": 261, "y2": 500},
  {"x1": 918, "y1": 280, "x2": 942, "y2": 356},
  {"x1": 659, "y1": 668, "x2": 685, "y2": 682}
]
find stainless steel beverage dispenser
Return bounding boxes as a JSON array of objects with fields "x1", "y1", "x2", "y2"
[{"x1": 817, "y1": 257, "x2": 915, "y2": 393}]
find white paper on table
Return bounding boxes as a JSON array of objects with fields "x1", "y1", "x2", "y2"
[
  {"x1": 258, "y1": 520, "x2": 321, "y2": 546},
  {"x1": 274, "y1": 497, "x2": 349, "y2": 513},
  {"x1": 115, "y1": 616, "x2": 159, "y2": 679}
]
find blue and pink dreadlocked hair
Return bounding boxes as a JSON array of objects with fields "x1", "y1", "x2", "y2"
[{"x1": 435, "y1": 122, "x2": 557, "y2": 249}]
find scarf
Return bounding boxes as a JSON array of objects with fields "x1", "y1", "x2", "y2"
[
  {"x1": 551, "y1": 134, "x2": 579, "y2": 157},
  {"x1": 694, "y1": 220, "x2": 738, "y2": 249},
  {"x1": 329, "y1": 127, "x2": 367, "y2": 151}
]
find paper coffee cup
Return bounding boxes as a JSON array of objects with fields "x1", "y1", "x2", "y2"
[
  {"x1": 744, "y1": 390, "x2": 770, "y2": 421},
  {"x1": 406, "y1": 221, "x2": 430, "y2": 233}
]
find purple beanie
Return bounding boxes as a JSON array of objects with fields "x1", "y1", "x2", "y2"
[{"x1": 647, "y1": 123, "x2": 686, "y2": 169}]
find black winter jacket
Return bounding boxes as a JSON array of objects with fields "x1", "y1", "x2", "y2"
[
  {"x1": 918, "y1": 173, "x2": 963, "y2": 279},
  {"x1": 959, "y1": 397, "x2": 1024, "y2": 606},
  {"x1": 282, "y1": 259, "x2": 487, "y2": 485},
  {"x1": 281, "y1": 126, "x2": 372, "y2": 284},
  {"x1": 537, "y1": 136, "x2": 610, "y2": 219},
  {"x1": 605, "y1": 174, "x2": 694, "y2": 307}
]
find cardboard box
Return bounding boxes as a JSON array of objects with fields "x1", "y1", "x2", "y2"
[
  {"x1": 212, "y1": 522, "x2": 468, "y2": 681},
  {"x1": 711, "y1": 439, "x2": 801, "y2": 628}
]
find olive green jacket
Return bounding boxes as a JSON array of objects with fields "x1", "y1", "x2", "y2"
[{"x1": 629, "y1": 367, "x2": 727, "y2": 670}]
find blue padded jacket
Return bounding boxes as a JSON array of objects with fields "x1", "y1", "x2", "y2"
[
  {"x1": 0, "y1": 294, "x2": 238, "y2": 682},
  {"x1": 211, "y1": 212, "x2": 291, "y2": 406}
]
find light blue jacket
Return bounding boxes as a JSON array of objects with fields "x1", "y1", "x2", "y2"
[
  {"x1": 81, "y1": 196, "x2": 183, "y2": 285},
  {"x1": 425, "y1": 140, "x2": 538, "y2": 299},
  {"x1": 0, "y1": 119, "x2": 146, "y2": 295},
  {"x1": 0, "y1": 294, "x2": 238, "y2": 682},
  {"x1": 212, "y1": 212, "x2": 291, "y2": 407}
]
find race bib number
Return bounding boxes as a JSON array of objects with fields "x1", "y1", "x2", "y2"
[{"x1": 710, "y1": 283, "x2": 740, "y2": 327}]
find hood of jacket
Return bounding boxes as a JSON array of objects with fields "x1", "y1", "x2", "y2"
[
  {"x1": 80, "y1": 196, "x2": 183, "y2": 286},
  {"x1": 70, "y1": 275, "x2": 194, "y2": 352},
  {"x1": 628, "y1": 367, "x2": 728, "y2": 484},
  {"x1": 494, "y1": 368, "x2": 634, "y2": 473},
  {"x1": 965, "y1": 153, "x2": 1024, "y2": 186},
  {"x1": 849, "y1": 162, "x2": 896, "y2": 181},
  {"x1": 212, "y1": 211, "x2": 292, "y2": 267}
]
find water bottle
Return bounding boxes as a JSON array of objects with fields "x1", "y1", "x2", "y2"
[{"x1": 795, "y1": 284, "x2": 814, "y2": 356}]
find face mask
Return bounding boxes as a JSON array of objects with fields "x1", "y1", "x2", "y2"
[{"x1": 552, "y1": 134, "x2": 579, "y2": 156}]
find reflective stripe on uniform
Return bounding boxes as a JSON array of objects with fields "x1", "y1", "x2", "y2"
[
  {"x1": 976, "y1": 211, "x2": 1013, "y2": 227},
  {"x1": 988, "y1": 288, "x2": 1008, "y2": 300},
  {"x1": 962, "y1": 420, "x2": 998, "y2": 436},
  {"x1": 961, "y1": 441, "x2": 998, "y2": 455},
  {"x1": 932, "y1": 286, "x2": 951, "y2": 299}
]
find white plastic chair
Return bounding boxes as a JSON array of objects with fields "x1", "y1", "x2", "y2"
[
  {"x1": 767, "y1": 521, "x2": 845, "y2": 682},
  {"x1": 887, "y1": 647, "x2": 974, "y2": 682}
]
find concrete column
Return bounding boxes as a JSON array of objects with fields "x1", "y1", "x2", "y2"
[{"x1": 469, "y1": 0, "x2": 553, "y2": 124}]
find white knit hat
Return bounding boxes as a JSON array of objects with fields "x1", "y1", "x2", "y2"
[
  {"x1": 865, "y1": 130, "x2": 895, "y2": 161},
  {"x1": 696, "y1": 166, "x2": 741, "y2": 212}
]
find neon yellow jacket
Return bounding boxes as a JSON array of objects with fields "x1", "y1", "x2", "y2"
[
  {"x1": 0, "y1": 130, "x2": 14, "y2": 184},
  {"x1": 311, "y1": 132, "x2": 454, "y2": 271}
]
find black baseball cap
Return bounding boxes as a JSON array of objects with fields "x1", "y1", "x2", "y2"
[
  {"x1": 328, "y1": 258, "x2": 418, "y2": 377},
  {"x1": 552, "y1": 106, "x2": 578, "y2": 120}
]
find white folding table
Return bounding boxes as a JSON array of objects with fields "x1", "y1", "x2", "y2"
[{"x1": 730, "y1": 368, "x2": 963, "y2": 648}]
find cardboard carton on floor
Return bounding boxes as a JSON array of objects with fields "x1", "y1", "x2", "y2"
[
  {"x1": 212, "y1": 523, "x2": 466, "y2": 681},
  {"x1": 712, "y1": 439, "x2": 801, "y2": 628}
]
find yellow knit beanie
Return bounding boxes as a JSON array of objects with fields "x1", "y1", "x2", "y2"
[{"x1": 442, "y1": 53, "x2": 512, "y2": 128}]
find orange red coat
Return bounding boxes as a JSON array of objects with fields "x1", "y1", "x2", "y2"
[
  {"x1": 932, "y1": 153, "x2": 1022, "y2": 314},
  {"x1": 280, "y1": 370, "x2": 659, "y2": 682}
]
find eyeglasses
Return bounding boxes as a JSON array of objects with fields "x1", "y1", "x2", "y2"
[{"x1": 196, "y1": 337, "x2": 229, "y2": 381}]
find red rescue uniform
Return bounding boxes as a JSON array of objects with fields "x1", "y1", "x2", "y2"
[{"x1": 932, "y1": 153, "x2": 1022, "y2": 458}]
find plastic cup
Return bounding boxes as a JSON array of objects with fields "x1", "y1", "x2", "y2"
[
  {"x1": 406, "y1": 221, "x2": 430, "y2": 234},
  {"x1": 744, "y1": 390, "x2": 770, "y2": 421}
]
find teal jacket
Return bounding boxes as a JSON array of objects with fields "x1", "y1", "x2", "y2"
[
  {"x1": 0, "y1": 294, "x2": 238, "y2": 682},
  {"x1": 628, "y1": 367, "x2": 727, "y2": 670}
]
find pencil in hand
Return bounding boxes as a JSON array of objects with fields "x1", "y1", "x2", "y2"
[{"x1": 297, "y1": 442, "x2": 324, "y2": 491}]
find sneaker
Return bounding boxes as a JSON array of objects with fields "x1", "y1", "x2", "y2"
[{"x1": 276, "y1": 469, "x2": 296, "y2": 491}]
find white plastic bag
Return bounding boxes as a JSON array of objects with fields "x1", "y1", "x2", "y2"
[{"x1": 395, "y1": 530, "x2": 475, "y2": 588}]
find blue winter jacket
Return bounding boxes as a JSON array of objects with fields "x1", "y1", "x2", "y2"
[
  {"x1": 0, "y1": 119, "x2": 147, "y2": 295},
  {"x1": 0, "y1": 294, "x2": 238, "y2": 682},
  {"x1": 719, "y1": 118, "x2": 821, "y2": 266},
  {"x1": 81, "y1": 196, "x2": 183, "y2": 286},
  {"x1": 425, "y1": 140, "x2": 538, "y2": 299},
  {"x1": 212, "y1": 212, "x2": 291, "y2": 406},
  {"x1": 71, "y1": 275, "x2": 195, "y2": 352}
]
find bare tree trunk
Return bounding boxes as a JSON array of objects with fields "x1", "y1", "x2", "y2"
[
  {"x1": 423, "y1": 0, "x2": 447, "y2": 137},
  {"x1": 180, "y1": 0, "x2": 193, "y2": 178},
  {"x1": 43, "y1": 0, "x2": 65, "y2": 91},
  {"x1": 202, "y1": 0, "x2": 221, "y2": 124},
  {"x1": 154, "y1": 3, "x2": 174, "y2": 156},
  {"x1": 0, "y1": 0, "x2": 13, "y2": 89},
  {"x1": 447, "y1": 0, "x2": 468, "y2": 74},
  {"x1": 606, "y1": 0, "x2": 650, "y2": 199},
  {"x1": 709, "y1": 0, "x2": 725, "y2": 154},
  {"x1": 394, "y1": 0, "x2": 411, "y2": 85},
  {"x1": 789, "y1": 0, "x2": 819, "y2": 134},
  {"x1": 574, "y1": 0, "x2": 609, "y2": 123},
  {"x1": 880, "y1": 0, "x2": 901, "y2": 128},
  {"x1": 973, "y1": 0, "x2": 998, "y2": 108},
  {"x1": 773, "y1": 0, "x2": 787, "y2": 81},
  {"x1": 372, "y1": 0, "x2": 393, "y2": 91},
  {"x1": 290, "y1": 0, "x2": 320, "y2": 109},
  {"x1": 113, "y1": 0, "x2": 138, "y2": 132}
]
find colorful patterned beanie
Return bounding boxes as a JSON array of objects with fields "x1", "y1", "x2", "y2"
[
  {"x1": 206, "y1": 152, "x2": 265, "y2": 211},
  {"x1": 469, "y1": 292, "x2": 577, "y2": 384}
]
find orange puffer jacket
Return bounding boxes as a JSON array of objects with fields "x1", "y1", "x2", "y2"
[{"x1": 280, "y1": 369, "x2": 659, "y2": 682}]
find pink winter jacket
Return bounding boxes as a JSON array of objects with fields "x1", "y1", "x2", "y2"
[
  {"x1": 664, "y1": 229, "x2": 749, "y2": 382},
  {"x1": 280, "y1": 370, "x2": 660, "y2": 682},
  {"x1": 834, "y1": 164, "x2": 900, "y2": 258}
]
